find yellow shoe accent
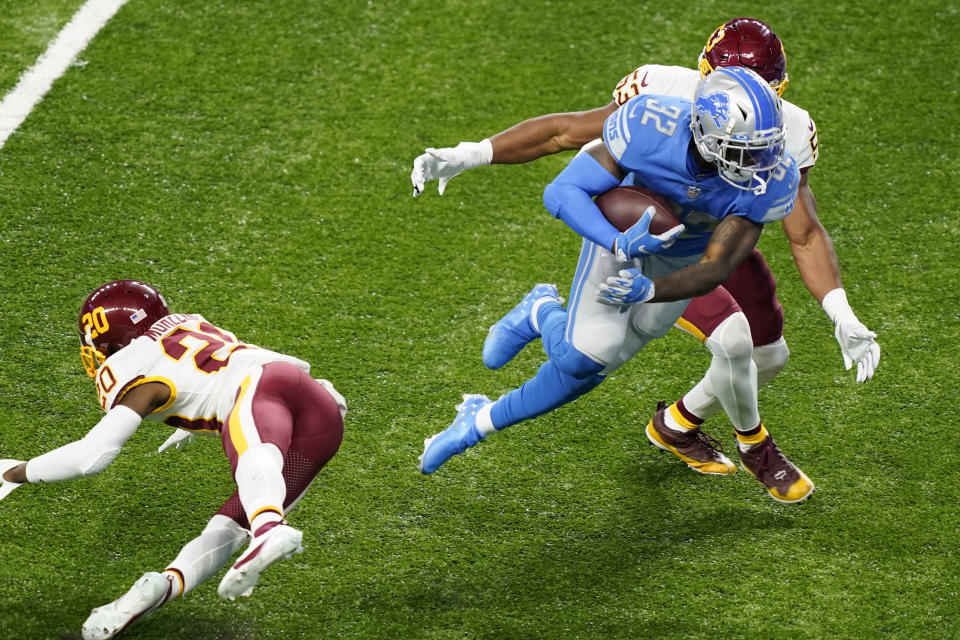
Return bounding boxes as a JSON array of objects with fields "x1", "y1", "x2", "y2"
[
  {"x1": 645, "y1": 415, "x2": 736, "y2": 475},
  {"x1": 761, "y1": 469, "x2": 814, "y2": 503},
  {"x1": 737, "y1": 434, "x2": 814, "y2": 504}
]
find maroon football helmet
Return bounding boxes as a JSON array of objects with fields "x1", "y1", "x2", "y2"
[
  {"x1": 78, "y1": 280, "x2": 170, "y2": 377},
  {"x1": 698, "y1": 18, "x2": 789, "y2": 96}
]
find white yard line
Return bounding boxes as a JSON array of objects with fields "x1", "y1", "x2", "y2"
[{"x1": 0, "y1": 0, "x2": 129, "y2": 150}]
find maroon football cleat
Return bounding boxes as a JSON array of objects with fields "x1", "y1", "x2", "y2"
[
  {"x1": 646, "y1": 401, "x2": 736, "y2": 475},
  {"x1": 737, "y1": 434, "x2": 814, "y2": 503}
]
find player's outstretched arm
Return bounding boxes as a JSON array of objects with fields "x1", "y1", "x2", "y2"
[
  {"x1": 782, "y1": 173, "x2": 880, "y2": 382},
  {"x1": 411, "y1": 103, "x2": 617, "y2": 197},
  {"x1": 489, "y1": 103, "x2": 617, "y2": 164},
  {"x1": 0, "y1": 382, "x2": 169, "y2": 494},
  {"x1": 15, "y1": 406, "x2": 142, "y2": 484}
]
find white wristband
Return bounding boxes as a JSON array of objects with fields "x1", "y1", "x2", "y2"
[
  {"x1": 479, "y1": 138, "x2": 493, "y2": 165},
  {"x1": 463, "y1": 138, "x2": 493, "y2": 167},
  {"x1": 821, "y1": 288, "x2": 853, "y2": 324}
]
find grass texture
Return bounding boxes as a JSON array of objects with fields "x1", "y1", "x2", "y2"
[{"x1": 0, "y1": 1, "x2": 958, "y2": 638}]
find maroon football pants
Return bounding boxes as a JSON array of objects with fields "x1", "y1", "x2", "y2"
[
  {"x1": 676, "y1": 248, "x2": 783, "y2": 347},
  {"x1": 216, "y1": 361, "x2": 344, "y2": 529}
]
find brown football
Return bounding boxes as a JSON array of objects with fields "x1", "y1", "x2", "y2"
[{"x1": 595, "y1": 186, "x2": 682, "y2": 234}]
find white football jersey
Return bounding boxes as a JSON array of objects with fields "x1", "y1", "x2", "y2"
[
  {"x1": 612, "y1": 64, "x2": 819, "y2": 170},
  {"x1": 92, "y1": 314, "x2": 310, "y2": 431}
]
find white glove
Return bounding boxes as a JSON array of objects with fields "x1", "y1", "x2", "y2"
[
  {"x1": 159, "y1": 429, "x2": 195, "y2": 453},
  {"x1": 822, "y1": 289, "x2": 880, "y2": 383},
  {"x1": 0, "y1": 459, "x2": 25, "y2": 502},
  {"x1": 316, "y1": 379, "x2": 348, "y2": 419},
  {"x1": 411, "y1": 139, "x2": 493, "y2": 197}
]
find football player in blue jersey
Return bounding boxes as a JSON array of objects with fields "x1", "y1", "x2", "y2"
[
  {"x1": 412, "y1": 17, "x2": 878, "y2": 494},
  {"x1": 419, "y1": 67, "x2": 814, "y2": 503}
]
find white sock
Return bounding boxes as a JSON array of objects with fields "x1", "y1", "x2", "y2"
[
  {"x1": 530, "y1": 294, "x2": 562, "y2": 333},
  {"x1": 662, "y1": 403, "x2": 699, "y2": 432},
  {"x1": 476, "y1": 403, "x2": 496, "y2": 437},
  {"x1": 165, "y1": 515, "x2": 249, "y2": 597},
  {"x1": 736, "y1": 425, "x2": 769, "y2": 453}
]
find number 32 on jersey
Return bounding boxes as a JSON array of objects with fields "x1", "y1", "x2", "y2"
[{"x1": 633, "y1": 98, "x2": 682, "y2": 136}]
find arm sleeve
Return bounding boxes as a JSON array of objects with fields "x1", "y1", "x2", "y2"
[
  {"x1": 25, "y1": 405, "x2": 142, "y2": 483},
  {"x1": 542, "y1": 151, "x2": 621, "y2": 249}
]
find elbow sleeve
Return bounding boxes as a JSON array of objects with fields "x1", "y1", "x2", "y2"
[
  {"x1": 543, "y1": 153, "x2": 621, "y2": 249},
  {"x1": 25, "y1": 405, "x2": 141, "y2": 483},
  {"x1": 83, "y1": 448, "x2": 123, "y2": 476},
  {"x1": 26, "y1": 442, "x2": 122, "y2": 483}
]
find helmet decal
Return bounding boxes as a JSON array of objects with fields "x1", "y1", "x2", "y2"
[
  {"x1": 696, "y1": 91, "x2": 731, "y2": 128},
  {"x1": 690, "y1": 66, "x2": 786, "y2": 195},
  {"x1": 704, "y1": 25, "x2": 726, "y2": 54},
  {"x1": 78, "y1": 280, "x2": 171, "y2": 377}
]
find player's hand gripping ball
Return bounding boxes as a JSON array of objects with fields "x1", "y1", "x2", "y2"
[
  {"x1": 595, "y1": 186, "x2": 684, "y2": 261},
  {"x1": 595, "y1": 185, "x2": 683, "y2": 234}
]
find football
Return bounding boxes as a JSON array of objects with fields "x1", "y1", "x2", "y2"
[{"x1": 595, "y1": 186, "x2": 682, "y2": 234}]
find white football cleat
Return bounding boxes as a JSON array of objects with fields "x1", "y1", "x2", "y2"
[
  {"x1": 217, "y1": 523, "x2": 303, "y2": 601},
  {"x1": 82, "y1": 572, "x2": 171, "y2": 640}
]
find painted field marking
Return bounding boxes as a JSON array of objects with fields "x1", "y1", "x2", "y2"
[{"x1": 0, "y1": 0, "x2": 129, "y2": 150}]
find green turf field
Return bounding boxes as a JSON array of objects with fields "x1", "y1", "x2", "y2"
[{"x1": 0, "y1": 1, "x2": 958, "y2": 638}]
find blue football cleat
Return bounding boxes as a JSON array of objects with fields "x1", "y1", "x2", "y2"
[
  {"x1": 482, "y1": 283, "x2": 563, "y2": 370},
  {"x1": 419, "y1": 394, "x2": 493, "y2": 474}
]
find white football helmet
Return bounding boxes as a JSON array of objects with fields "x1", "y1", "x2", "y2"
[{"x1": 690, "y1": 66, "x2": 786, "y2": 195}]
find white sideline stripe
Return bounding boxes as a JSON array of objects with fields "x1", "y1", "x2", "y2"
[{"x1": 0, "y1": 0, "x2": 129, "y2": 150}]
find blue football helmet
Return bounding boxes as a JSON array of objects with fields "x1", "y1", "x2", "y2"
[{"x1": 690, "y1": 66, "x2": 786, "y2": 195}]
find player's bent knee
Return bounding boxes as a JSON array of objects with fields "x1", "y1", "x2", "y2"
[
  {"x1": 553, "y1": 346, "x2": 606, "y2": 379},
  {"x1": 753, "y1": 337, "x2": 790, "y2": 386},
  {"x1": 239, "y1": 442, "x2": 283, "y2": 468},
  {"x1": 705, "y1": 312, "x2": 754, "y2": 362}
]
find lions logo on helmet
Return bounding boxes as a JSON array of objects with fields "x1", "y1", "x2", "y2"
[
  {"x1": 78, "y1": 280, "x2": 171, "y2": 377},
  {"x1": 696, "y1": 91, "x2": 731, "y2": 128},
  {"x1": 690, "y1": 66, "x2": 786, "y2": 195}
]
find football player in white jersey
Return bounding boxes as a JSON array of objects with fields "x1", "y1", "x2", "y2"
[
  {"x1": 411, "y1": 17, "x2": 879, "y2": 484},
  {"x1": 0, "y1": 280, "x2": 346, "y2": 639},
  {"x1": 420, "y1": 67, "x2": 816, "y2": 503}
]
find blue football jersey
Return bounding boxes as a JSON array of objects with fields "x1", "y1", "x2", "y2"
[{"x1": 603, "y1": 94, "x2": 799, "y2": 257}]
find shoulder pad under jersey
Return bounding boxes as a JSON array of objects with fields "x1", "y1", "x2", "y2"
[
  {"x1": 782, "y1": 99, "x2": 818, "y2": 170},
  {"x1": 611, "y1": 64, "x2": 701, "y2": 106}
]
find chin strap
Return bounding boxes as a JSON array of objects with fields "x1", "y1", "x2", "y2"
[
  {"x1": 80, "y1": 327, "x2": 105, "y2": 378},
  {"x1": 83, "y1": 325, "x2": 96, "y2": 348},
  {"x1": 751, "y1": 172, "x2": 769, "y2": 195}
]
